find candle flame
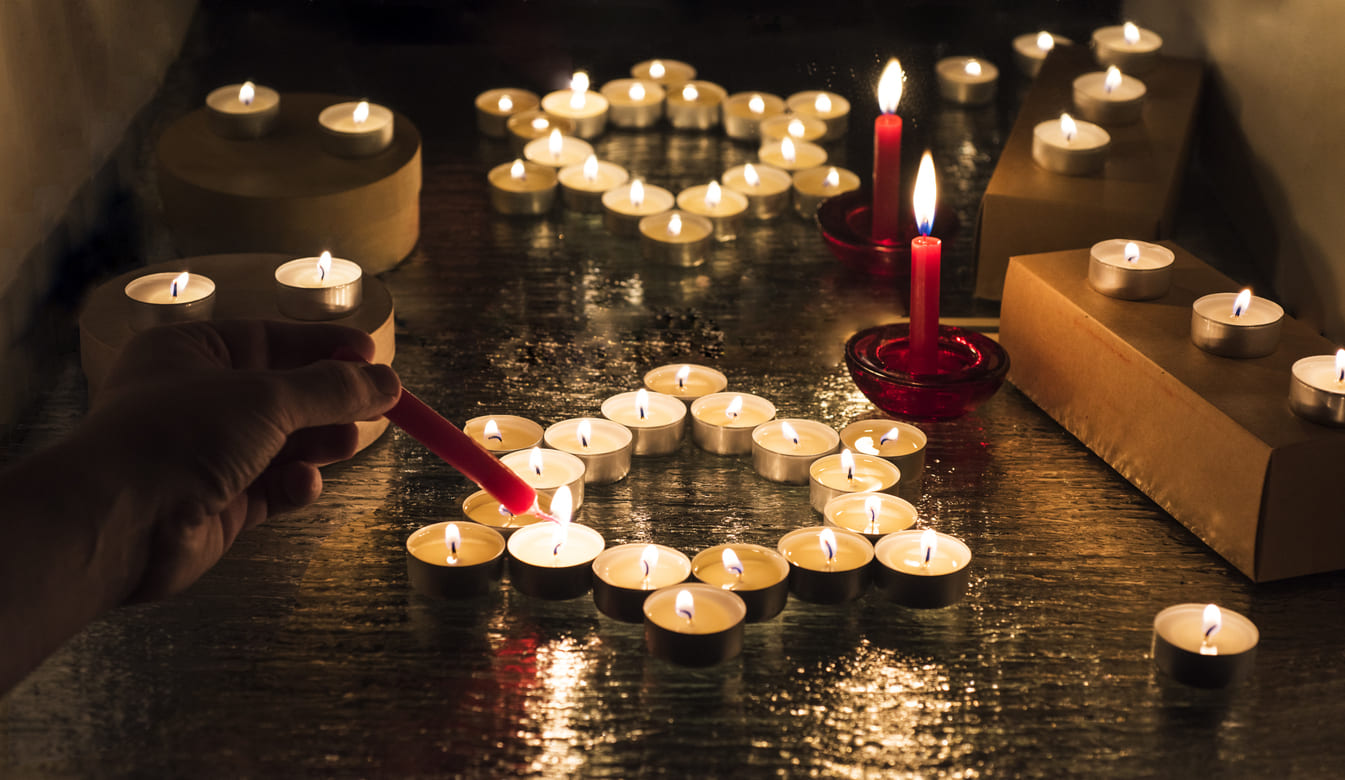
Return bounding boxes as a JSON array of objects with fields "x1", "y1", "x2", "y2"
[
  {"x1": 548, "y1": 128, "x2": 564, "y2": 160},
  {"x1": 510, "y1": 158, "x2": 526, "y2": 181},
  {"x1": 1336, "y1": 348, "x2": 1345, "y2": 383},
  {"x1": 529, "y1": 446, "x2": 545, "y2": 475},
  {"x1": 819, "y1": 527, "x2": 838, "y2": 563},
  {"x1": 920, "y1": 529, "x2": 937, "y2": 566},
  {"x1": 780, "y1": 420, "x2": 800, "y2": 447},
  {"x1": 484, "y1": 418, "x2": 503, "y2": 442},
  {"x1": 682, "y1": 83, "x2": 699, "y2": 102},
  {"x1": 445, "y1": 522, "x2": 461, "y2": 562},
  {"x1": 781, "y1": 137, "x2": 797, "y2": 165},
  {"x1": 824, "y1": 167, "x2": 840, "y2": 188},
  {"x1": 726, "y1": 394, "x2": 743, "y2": 419},
  {"x1": 640, "y1": 544, "x2": 659, "y2": 579},
  {"x1": 865, "y1": 494, "x2": 883, "y2": 533},
  {"x1": 854, "y1": 436, "x2": 878, "y2": 455},
  {"x1": 498, "y1": 94, "x2": 513, "y2": 112},
  {"x1": 1232, "y1": 288, "x2": 1252, "y2": 318},
  {"x1": 667, "y1": 212, "x2": 683, "y2": 237},
  {"x1": 577, "y1": 419, "x2": 592, "y2": 449},
  {"x1": 315, "y1": 250, "x2": 332, "y2": 282},
  {"x1": 840, "y1": 448, "x2": 856, "y2": 481},
  {"x1": 877, "y1": 58, "x2": 904, "y2": 114},
  {"x1": 675, "y1": 364, "x2": 691, "y2": 390},
  {"x1": 1124, "y1": 21, "x2": 1141, "y2": 45},
  {"x1": 629, "y1": 82, "x2": 646, "y2": 101},
  {"x1": 744, "y1": 163, "x2": 761, "y2": 187},
  {"x1": 787, "y1": 118, "x2": 806, "y2": 138},
  {"x1": 583, "y1": 154, "x2": 599, "y2": 183},
  {"x1": 531, "y1": 116, "x2": 550, "y2": 131},
  {"x1": 1037, "y1": 31, "x2": 1056, "y2": 52},
  {"x1": 879, "y1": 427, "x2": 900, "y2": 446},
  {"x1": 630, "y1": 179, "x2": 645, "y2": 208},
  {"x1": 1105, "y1": 65, "x2": 1123, "y2": 94},
  {"x1": 170, "y1": 271, "x2": 189, "y2": 299},
  {"x1": 1124, "y1": 242, "x2": 1141, "y2": 264},
  {"x1": 353, "y1": 100, "x2": 370, "y2": 125},
  {"x1": 239, "y1": 81, "x2": 256, "y2": 105},
  {"x1": 965, "y1": 60, "x2": 983, "y2": 77},
  {"x1": 706, "y1": 180, "x2": 722, "y2": 208},
  {"x1": 722, "y1": 547, "x2": 744, "y2": 578},
  {"x1": 649, "y1": 60, "x2": 666, "y2": 79},
  {"x1": 550, "y1": 485, "x2": 573, "y2": 556},
  {"x1": 1060, "y1": 112, "x2": 1078, "y2": 142},
  {"x1": 675, "y1": 589, "x2": 695, "y2": 623},
  {"x1": 1200, "y1": 603, "x2": 1222, "y2": 655},
  {"x1": 913, "y1": 151, "x2": 937, "y2": 236},
  {"x1": 569, "y1": 71, "x2": 590, "y2": 111},
  {"x1": 635, "y1": 388, "x2": 651, "y2": 420},
  {"x1": 815, "y1": 93, "x2": 832, "y2": 113},
  {"x1": 748, "y1": 94, "x2": 765, "y2": 114}
]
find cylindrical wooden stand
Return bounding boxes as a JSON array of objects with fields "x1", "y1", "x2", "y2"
[
  {"x1": 157, "y1": 93, "x2": 421, "y2": 274},
  {"x1": 79, "y1": 253, "x2": 397, "y2": 455}
]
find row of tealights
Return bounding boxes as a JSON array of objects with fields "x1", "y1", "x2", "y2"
[{"x1": 202, "y1": 81, "x2": 395, "y2": 157}]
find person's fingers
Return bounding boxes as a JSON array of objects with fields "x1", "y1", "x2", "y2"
[
  {"x1": 270, "y1": 359, "x2": 401, "y2": 432},
  {"x1": 275, "y1": 423, "x2": 362, "y2": 467},
  {"x1": 208, "y1": 320, "x2": 378, "y2": 371},
  {"x1": 252, "y1": 461, "x2": 324, "y2": 519}
]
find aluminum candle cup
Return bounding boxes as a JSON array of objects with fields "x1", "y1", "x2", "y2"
[
  {"x1": 205, "y1": 82, "x2": 280, "y2": 139},
  {"x1": 1190, "y1": 292, "x2": 1284, "y2": 358},
  {"x1": 592, "y1": 544, "x2": 692, "y2": 622},
  {"x1": 823, "y1": 492, "x2": 918, "y2": 543},
  {"x1": 1032, "y1": 115, "x2": 1110, "y2": 176},
  {"x1": 676, "y1": 183, "x2": 748, "y2": 242},
  {"x1": 722, "y1": 92, "x2": 785, "y2": 141},
  {"x1": 544, "y1": 418, "x2": 635, "y2": 484},
  {"x1": 873, "y1": 530, "x2": 972, "y2": 608},
  {"x1": 639, "y1": 211, "x2": 715, "y2": 268},
  {"x1": 1093, "y1": 23, "x2": 1163, "y2": 75},
  {"x1": 722, "y1": 163, "x2": 792, "y2": 220},
  {"x1": 838, "y1": 419, "x2": 927, "y2": 497},
  {"x1": 600, "y1": 78, "x2": 665, "y2": 128},
  {"x1": 506, "y1": 521, "x2": 605, "y2": 600},
  {"x1": 601, "y1": 390, "x2": 687, "y2": 456},
  {"x1": 935, "y1": 57, "x2": 999, "y2": 106},
  {"x1": 644, "y1": 583, "x2": 747, "y2": 667},
  {"x1": 644, "y1": 364, "x2": 728, "y2": 404},
  {"x1": 523, "y1": 133, "x2": 594, "y2": 170},
  {"x1": 758, "y1": 138, "x2": 827, "y2": 173},
  {"x1": 1012, "y1": 31, "x2": 1072, "y2": 78},
  {"x1": 505, "y1": 110, "x2": 574, "y2": 153},
  {"x1": 631, "y1": 58, "x2": 696, "y2": 88},
  {"x1": 475, "y1": 88, "x2": 539, "y2": 137},
  {"x1": 406, "y1": 521, "x2": 506, "y2": 598},
  {"x1": 691, "y1": 543, "x2": 790, "y2": 622},
  {"x1": 792, "y1": 165, "x2": 861, "y2": 219},
  {"x1": 500, "y1": 448, "x2": 587, "y2": 509},
  {"x1": 558, "y1": 158, "x2": 629, "y2": 213},
  {"x1": 665, "y1": 80, "x2": 726, "y2": 131},
  {"x1": 461, "y1": 489, "x2": 552, "y2": 539},
  {"x1": 488, "y1": 160, "x2": 558, "y2": 215},
  {"x1": 1088, "y1": 239, "x2": 1173, "y2": 300},
  {"x1": 777, "y1": 527, "x2": 873, "y2": 604},
  {"x1": 785, "y1": 90, "x2": 850, "y2": 142},
  {"x1": 1073, "y1": 69, "x2": 1147, "y2": 125},
  {"x1": 540, "y1": 83, "x2": 609, "y2": 139},
  {"x1": 273, "y1": 255, "x2": 363, "y2": 321},
  {"x1": 808, "y1": 451, "x2": 901, "y2": 513},
  {"x1": 752, "y1": 418, "x2": 840, "y2": 484},
  {"x1": 690, "y1": 392, "x2": 776, "y2": 455},
  {"x1": 125, "y1": 272, "x2": 216, "y2": 330},
  {"x1": 759, "y1": 114, "x2": 827, "y2": 144},
  {"x1": 463, "y1": 414, "x2": 544, "y2": 456},
  {"x1": 1289, "y1": 353, "x2": 1345, "y2": 426},
  {"x1": 1152, "y1": 603, "x2": 1258, "y2": 688},
  {"x1": 318, "y1": 101, "x2": 394, "y2": 157},
  {"x1": 602, "y1": 181, "x2": 675, "y2": 237}
]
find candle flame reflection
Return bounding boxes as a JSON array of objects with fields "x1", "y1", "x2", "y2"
[
  {"x1": 1125, "y1": 241, "x2": 1140, "y2": 264},
  {"x1": 815, "y1": 93, "x2": 832, "y2": 113},
  {"x1": 484, "y1": 418, "x2": 503, "y2": 442},
  {"x1": 781, "y1": 137, "x2": 797, "y2": 165},
  {"x1": 877, "y1": 58, "x2": 904, "y2": 114},
  {"x1": 529, "y1": 446, "x2": 545, "y2": 476},
  {"x1": 640, "y1": 544, "x2": 659, "y2": 579},
  {"x1": 239, "y1": 81, "x2": 255, "y2": 105},
  {"x1": 353, "y1": 100, "x2": 370, "y2": 125},
  {"x1": 725, "y1": 394, "x2": 743, "y2": 419},
  {"x1": 1124, "y1": 21, "x2": 1141, "y2": 45},
  {"x1": 577, "y1": 419, "x2": 592, "y2": 449},
  {"x1": 629, "y1": 82, "x2": 646, "y2": 101},
  {"x1": 920, "y1": 529, "x2": 937, "y2": 567},
  {"x1": 445, "y1": 522, "x2": 461, "y2": 564},
  {"x1": 498, "y1": 94, "x2": 513, "y2": 112},
  {"x1": 316, "y1": 250, "x2": 332, "y2": 282},
  {"x1": 722, "y1": 547, "x2": 744, "y2": 579},
  {"x1": 748, "y1": 94, "x2": 765, "y2": 114},
  {"x1": 582, "y1": 154, "x2": 598, "y2": 184},
  {"x1": 780, "y1": 420, "x2": 800, "y2": 447},
  {"x1": 913, "y1": 151, "x2": 937, "y2": 236},
  {"x1": 569, "y1": 71, "x2": 589, "y2": 110},
  {"x1": 965, "y1": 60, "x2": 982, "y2": 77},
  {"x1": 819, "y1": 527, "x2": 838, "y2": 563},
  {"x1": 841, "y1": 448, "x2": 856, "y2": 482},
  {"x1": 675, "y1": 364, "x2": 690, "y2": 390},
  {"x1": 706, "y1": 180, "x2": 722, "y2": 208},
  {"x1": 1200, "y1": 603, "x2": 1222, "y2": 655},
  {"x1": 855, "y1": 436, "x2": 878, "y2": 455},
  {"x1": 824, "y1": 167, "x2": 840, "y2": 188},
  {"x1": 510, "y1": 159, "x2": 526, "y2": 180},
  {"x1": 548, "y1": 128, "x2": 564, "y2": 160},
  {"x1": 682, "y1": 83, "x2": 699, "y2": 102},
  {"x1": 630, "y1": 179, "x2": 645, "y2": 208},
  {"x1": 865, "y1": 494, "x2": 883, "y2": 534},
  {"x1": 744, "y1": 163, "x2": 761, "y2": 187},
  {"x1": 1336, "y1": 348, "x2": 1345, "y2": 383},
  {"x1": 531, "y1": 117, "x2": 550, "y2": 131},
  {"x1": 551, "y1": 485, "x2": 573, "y2": 557},
  {"x1": 1232, "y1": 288, "x2": 1252, "y2": 318},
  {"x1": 170, "y1": 271, "x2": 189, "y2": 299},
  {"x1": 635, "y1": 388, "x2": 651, "y2": 420},
  {"x1": 649, "y1": 60, "x2": 666, "y2": 79},
  {"x1": 1060, "y1": 113, "x2": 1078, "y2": 142},
  {"x1": 1105, "y1": 66, "x2": 1123, "y2": 94},
  {"x1": 675, "y1": 589, "x2": 695, "y2": 623},
  {"x1": 1037, "y1": 31, "x2": 1056, "y2": 52},
  {"x1": 667, "y1": 212, "x2": 683, "y2": 238}
]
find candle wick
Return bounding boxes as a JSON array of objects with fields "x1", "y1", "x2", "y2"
[
  {"x1": 639, "y1": 407, "x2": 647, "y2": 420},
  {"x1": 923, "y1": 548, "x2": 932, "y2": 567},
  {"x1": 488, "y1": 433, "x2": 503, "y2": 442}
]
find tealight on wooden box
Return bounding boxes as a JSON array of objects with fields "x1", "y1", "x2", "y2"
[
  {"x1": 973, "y1": 46, "x2": 1202, "y2": 300},
  {"x1": 999, "y1": 243, "x2": 1345, "y2": 582}
]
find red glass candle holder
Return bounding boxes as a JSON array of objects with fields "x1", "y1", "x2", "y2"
[
  {"x1": 817, "y1": 189, "x2": 960, "y2": 277},
  {"x1": 844, "y1": 323, "x2": 1009, "y2": 421}
]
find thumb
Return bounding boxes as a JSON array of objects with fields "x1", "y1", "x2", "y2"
[{"x1": 272, "y1": 360, "x2": 401, "y2": 432}]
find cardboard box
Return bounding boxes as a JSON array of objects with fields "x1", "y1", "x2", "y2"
[
  {"x1": 973, "y1": 47, "x2": 1203, "y2": 300},
  {"x1": 999, "y1": 244, "x2": 1345, "y2": 582}
]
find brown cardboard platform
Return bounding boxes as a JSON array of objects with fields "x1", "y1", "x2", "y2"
[
  {"x1": 157, "y1": 93, "x2": 421, "y2": 274},
  {"x1": 999, "y1": 243, "x2": 1345, "y2": 582},
  {"x1": 973, "y1": 47, "x2": 1203, "y2": 300},
  {"x1": 79, "y1": 253, "x2": 396, "y2": 454}
]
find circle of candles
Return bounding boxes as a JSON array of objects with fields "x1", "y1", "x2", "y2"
[
  {"x1": 644, "y1": 364, "x2": 728, "y2": 403},
  {"x1": 540, "y1": 72, "x2": 609, "y2": 139},
  {"x1": 691, "y1": 543, "x2": 790, "y2": 622},
  {"x1": 500, "y1": 446, "x2": 587, "y2": 509},
  {"x1": 1093, "y1": 22, "x2": 1164, "y2": 75},
  {"x1": 1088, "y1": 239, "x2": 1174, "y2": 300},
  {"x1": 1012, "y1": 31, "x2": 1072, "y2": 78},
  {"x1": 752, "y1": 418, "x2": 840, "y2": 484},
  {"x1": 204, "y1": 81, "x2": 280, "y2": 139},
  {"x1": 639, "y1": 210, "x2": 714, "y2": 268},
  {"x1": 544, "y1": 417, "x2": 634, "y2": 484},
  {"x1": 722, "y1": 163, "x2": 792, "y2": 220},
  {"x1": 505, "y1": 110, "x2": 574, "y2": 153},
  {"x1": 592, "y1": 543, "x2": 692, "y2": 623},
  {"x1": 1289, "y1": 350, "x2": 1345, "y2": 426},
  {"x1": 406, "y1": 521, "x2": 506, "y2": 598},
  {"x1": 758, "y1": 137, "x2": 827, "y2": 173},
  {"x1": 1032, "y1": 113, "x2": 1110, "y2": 176},
  {"x1": 631, "y1": 58, "x2": 696, "y2": 88},
  {"x1": 785, "y1": 90, "x2": 850, "y2": 142},
  {"x1": 1073, "y1": 66, "x2": 1147, "y2": 125},
  {"x1": 487, "y1": 159, "x2": 558, "y2": 215},
  {"x1": 676, "y1": 181, "x2": 749, "y2": 242},
  {"x1": 461, "y1": 488, "x2": 551, "y2": 538},
  {"x1": 1190, "y1": 289, "x2": 1284, "y2": 358},
  {"x1": 759, "y1": 114, "x2": 827, "y2": 144},
  {"x1": 474, "y1": 88, "x2": 539, "y2": 137},
  {"x1": 690, "y1": 392, "x2": 776, "y2": 455},
  {"x1": 838, "y1": 419, "x2": 927, "y2": 495},
  {"x1": 602, "y1": 180, "x2": 675, "y2": 237},
  {"x1": 823, "y1": 491, "x2": 918, "y2": 543},
  {"x1": 273, "y1": 252, "x2": 363, "y2": 321},
  {"x1": 722, "y1": 92, "x2": 786, "y2": 142},
  {"x1": 935, "y1": 57, "x2": 999, "y2": 106},
  {"x1": 601, "y1": 389, "x2": 687, "y2": 455},
  {"x1": 558, "y1": 155, "x2": 629, "y2": 213},
  {"x1": 665, "y1": 80, "x2": 727, "y2": 131},
  {"x1": 776, "y1": 526, "x2": 873, "y2": 603},
  {"x1": 523, "y1": 129, "x2": 595, "y2": 170},
  {"x1": 1151, "y1": 603, "x2": 1258, "y2": 688},
  {"x1": 791, "y1": 165, "x2": 861, "y2": 219},
  {"x1": 599, "y1": 78, "x2": 665, "y2": 128},
  {"x1": 808, "y1": 449, "x2": 901, "y2": 513},
  {"x1": 644, "y1": 583, "x2": 746, "y2": 666},
  {"x1": 318, "y1": 100, "x2": 395, "y2": 158},
  {"x1": 124, "y1": 271, "x2": 216, "y2": 330},
  {"x1": 872, "y1": 529, "x2": 972, "y2": 608},
  {"x1": 463, "y1": 414, "x2": 544, "y2": 455},
  {"x1": 506, "y1": 487, "x2": 604, "y2": 600}
]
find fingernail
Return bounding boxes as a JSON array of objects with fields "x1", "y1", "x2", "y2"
[{"x1": 363, "y1": 363, "x2": 401, "y2": 398}]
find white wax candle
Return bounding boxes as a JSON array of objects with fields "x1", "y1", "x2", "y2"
[
  {"x1": 759, "y1": 114, "x2": 827, "y2": 143},
  {"x1": 758, "y1": 138, "x2": 827, "y2": 172},
  {"x1": 676, "y1": 182, "x2": 750, "y2": 219},
  {"x1": 1093, "y1": 23, "x2": 1164, "y2": 74},
  {"x1": 874, "y1": 529, "x2": 970, "y2": 576},
  {"x1": 505, "y1": 110, "x2": 574, "y2": 148},
  {"x1": 500, "y1": 447, "x2": 587, "y2": 491},
  {"x1": 558, "y1": 157, "x2": 628, "y2": 195},
  {"x1": 753, "y1": 418, "x2": 839, "y2": 457},
  {"x1": 601, "y1": 390, "x2": 686, "y2": 429},
  {"x1": 463, "y1": 414, "x2": 544, "y2": 454},
  {"x1": 523, "y1": 130, "x2": 595, "y2": 169},
  {"x1": 784, "y1": 90, "x2": 850, "y2": 142},
  {"x1": 935, "y1": 57, "x2": 999, "y2": 105},
  {"x1": 1091, "y1": 238, "x2": 1172, "y2": 271},
  {"x1": 824, "y1": 491, "x2": 918, "y2": 537},
  {"x1": 839, "y1": 419, "x2": 926, "y2": 459},
  {"x1": 124, "y1": 271, "x2": 215, "y2": 305},
  {"x1": 507, "y1": 521, "x2": 605, "y2": 567},
  {"x1": 540, "y1": 72, "x2": 610, "y2": 138},
  {"x1": 544, "y1": 417, "x2": 633, "y2": 456},
  {"x1": 1192, "y1": 291, "x2": 1284, "y2": 328},
  {"x1": 644, "y1": 583, "x2": 745, "y2": 634},
  {"x1": 665, "y1": 80, "x2": 727, "y2": 130},
  {"x1": 643, "y1": 364, "x2": 727, "y2": 400},
  {"x1": 692, "y1": 543, "x2": 790, "y2": 591},
  {"x1": 810, "y1": 450, "x2": 900, "y2": 492},
  {"x1": 1087, "y1": 239, "x2": 1174, "y2": 300},
  {"x1": 722, "y1": 163, "x2": 792, "y2": 219},
  {"x1": 1153, "y1": 603, "x2": 1257, "y2": 656},
  {"x1": 408, "y1": 521, "x2": 505, "y2": 567},
  {"x1": 205, "y1": 81, "x2": 280, "y2": 139},
  {"x1": 274, "y1": 253, "x2": 362, "y2": 288},
  {"x1": 631, "y1": 58, "x2": 697, "y2": 87},
  {"x1": 1032, "y1": 114, "x2": 1110, "y2": 176},
  {"x1": 600, "y1": 78, "x2": 666, "y2": 128},
  {"x1": 1012, "y1": 31, "x2": 1072, "y2": 77},
  {"x1": 1292, "y1": 352, "x2": 1345, "y2": 393},
  {"x1": 488, "y1": 159, "x2": 558, "y2": 215},
  {"x1": 593, "y1": 543, "x2": 691, "y2": 591},
  {"x1": 791, "y1": 165, "x2": 861, "y2": 218},
  {"x1": 602, "y1": 180, "x2": 676, "y2": 220},
  {"x1": 1073, "y1": 68, "x2": 1147, "y2": 125},
  {"x1": 777, "y1": 526, "x2": 873, "y2": 572},
  {"x1": 722, "y1": 91, "x2": 786, "y2": 140},
  {"x1": 461, "y1": 489, "x2": 549, "y2": 532},
  {"x1": 691, "y1": 392, "x2": 774, "y2": 428},
  {"x1": 318, "y1": 100, "x2": 395, "y2": 157},
  {"x1": 475, "y1": 88, "x2": 539, "y2": 136},
  {"x1": 273, "y1": 253, "x2": 363, "y2": 321}
]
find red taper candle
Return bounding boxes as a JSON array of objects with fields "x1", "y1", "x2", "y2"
[
  {"x1": 871, "y1": 58, "x2": 905, "y2": 244},
  {"x1": 908, "y1": 151, "x2": 941, "y2": 376}
]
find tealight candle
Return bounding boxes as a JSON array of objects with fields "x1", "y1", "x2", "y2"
[
  {"x1": 1190, "y1": 289, "x2": 1284, "y2": 358},
  {"x1": 1032, "y1": 113, "x2": 1110, "y2": 176},
  {"x1": 838, "y1": 419, "x2": 927, "y2": 495},
  {"x1": 751, "y1": 418, "x2": 841, "y2": 484},
  {"x1": 639, "y1": 211, "x2": 714, "y2": 268},
  {"x1": 873, "y1": 529, "x2": 973, "y2": 608},
  {"x1": 544, "y1": 417, "x2": 635, "y2": 484},
  {"x1": 1152, "y1": 603, "x2": 1258, "y2": 688},
  {"x1": 541, "y1": 71, "x2": 609, "y2": 139},
  {"x1": 791, "y1": 165, "x2": 861, "y2": 218},
  {"x1": 1289, "y1": 349, "x2": 1345, "y2": 426},
  {"x1": 785, "y1": 90, "x2": 850, "y2": 142},
  {"x1": 644, "y1": 583, "x2": 747, "y2": 666},
  {"x1": 600, "y1": 78, "x2": 665, "y2": 128},
  {"x1": 318, "y1": 100, "x2": 395, "y2": 158},
  {"x1": 691, "y1": 543, "x2": 790, "y2": 622},
  {"x1": 823, "y1": 492, "x2": 918, "y2": 542},
  {"x1": 935, "y1": 57, "x2": 999, "y2": 106},
  {"x1": 1093, "y1": 22, "x2": 1164, "y2": 75},
  {"x1": 406, "y1": 521, "x2": 506, "y2": 598},
  {"x1": 759, "y1": 114, "x2": 828, "y2": 144},
  {"x1": 1073, "y1": 66, "x2": 1147, "y2": 125},
  {"x1": 488, "y1": 159, "x2": 558, "y2": 215},
  {"x1": 758, "y1": 137, "x2": 827, "y2": 172},
  {"x1": 1088, "y1": 239, "x2": 1174, "y2": 300},
  {"x1": 1013, "y1": 31, "x2": 1072, "y2": 78},
  {"x1": 523, "y1": 128, "x2": 595, "y2": 170},
  {"x1": 273, "y1": 251, "x2": 363, "y2": 321},
  {"x1": 808, "y1": 449, "x2": 901, "y2": 513},
  {"x1": 644, "y1": 363, "x2": 728, "y2": 403},
  {"x1": 631, "y1": 58, "x2": 696, "y2": 87},
  {"x1": 777, "y1": 526, "x2": 873, "y2": 604},
  {"x1": 558, "y1": 155, "x2": 629, "y2": 213},
  {"x1": 506, "y1": 487, "x2": 604, "y2": 600},
  {"x1": 690, "y1": 392, "x2": 776, "y2": 455},
  {"x1": 722, "y1": 163, "x2": 792, "y2": 220},
  {"x1": 722, "y1": 92, "x2": 786, "y2": 141},
  {"x1": 124, "y1": 271, "x2": 216, "y2": 329},
  {"x1": 592, "y1": 543, "x2": 692, "y2": 622},
  {"x1": 676, "y1": 181, "x2": 749, "y2": 241},
  {"x1": 601, "y1": 389, "x2": 687, "y2": 455},
  {"x1": 204, "y1": 81, "x2": 280, "y2": 139},
  {"x1": 602, "y1": 179, "x2": 676, "y2": 237},
  {"x1": 505, "y1": 110, "x2": 574, "y2": 153},
  {"x1": 475, "y1": 88, "x2": 539, "y2": 137},
  {"x1": 461, "y1": 488, "x2": 552, "y2": 538},
  {"x1": 501, "y1": 446, "x2": 587, "y2": 508},
  {"x1": 463, "y1": 414, "x2": 544, "y2": 455},
  {"x1": 665, "y1": 80, "x2": 727, "y2": 131}
]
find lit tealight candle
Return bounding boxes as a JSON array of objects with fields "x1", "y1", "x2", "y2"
[
  {"x1": 273, "y1": 251, "x2": 364, "y2": 320},
  {"x1": 600, "y1": 78, "x2": 666, "y2": 128},
  {"x1": 823, "y1": 491, "x2": 918, "y2": 542},
  {"x1": 758, "y1": 135, "x2": 827, "y2": 172},
  {"x1": 676, "y1": 180, "x2": 749, "y2": 241},
  {"x1": 505, "y1": 110, "x2": 575, "y2": 153},
  {"x1": 935, "y1": 57, "x2": 999, "y2": 105},
  {"x1": 500, "y1": 446, "x2": 587, "y2": 508},
  {"x1": 1032, "y1": 112, "x2": 1110, "y2": 176},
  {"x1": 665, "y1": 80, "x2": 727, "y2": 130},
  {"x1": 759, "y1": 114, "x2": 827, "y2": 144},
  {"x1": 406, "y1": 521, "x2": 507, "y2": 598},
  {"x1": 204, "y1": 80, "x2": 280, "y2": 139},
  {"x1": 777, "y1": 526, "x2": 874, "y2": 603},
  {"x1": 721, "y1": 163, "x2": 792, "y2": 220},
  {"x1": 592, "y1": 543, "x2": 693, "y2": 622},
  {"x1": 689, "y1": 392, "x2": 776, "y2": 455},
  {"x1": 543, "y1": 417, "x2": 635, "y2": 484},
  {"x1": 524, "y1": 128, "x2": 595, "y2": 170},
  {"x1": 318, "y1": 99, "x2": 395, "y2": 157},
  {"x1": 1087, "y1": 239, "x2": 1174, "y2": 300},
  {"x1": 644, "y1": 583, "x2": 747, "y2": 666},
  {"x1": 602, "y1": 178, "x2": 676, "y2": 237},
  {"x1": 557, "y1": 154, "x2": 629, "y2": 213},
  {"x1": 639, "y1": 210, "x2": 715, "y2": 268},
  {"x1": 873, "y1": 528, "x2": 973, "y2": 608},
  {"x1": 644, "y1": 363, "x2": 728, "y2": 404},
  {"x1": 1152, "y1": 603, "x2": 1258, "y2": 687},
  {"x1": 124, "y1": 271, "x2": 217, "y2": 329},
  {"x1": 785, "y1": 90, "x2": 850, "y2": 142},
  {"x1": 838, "y1": 419, "x2": 927, "y2": 496},
  {"x1": 460, "y1": 488, "x2": 552, "y2": 538},
  {"x1": 808, "y1": 448, "x2": 901, "y2": 513},
  {"x1": 1013, "y1": 30, "x2": 1072, "y2": 78},
  {"x1": 601, "y1": 389, "x2": 688, "y2": 456},
  {"x1": 487, "y1": 158, "x2": 558, "y2": 215},
  {"x1": 1190, "y1": 288, "x2": 1284, "y2": 358},
  {"x1": 506, "y1": 486, "x2": 605, "y2": 600},
  {"x1": 541, "y1": 71, "x2": 610, "y2": 139},
  {"x1": 463, "y1": 414, "x2": 544, "y2": 455},
  {"x1": 691, "y1": 543, "x2": 790, "y2": 622},
  {"x1": 475, "y1": 88, "x2": 539, "y2": 137},
  {"x1": 722, "y1": 91, "x2": 786, "y2": 141},
  {"x1": 791, "y1": 165, "x2": 861, "y2": 218},
  {"x1": 1093, "y1": 22, "x2": 1164, "y2": 75},
  {"x1": 1073, "y1": 65, "x2": 1147, "y2": 125},
  {"x1": 751, "y1": 418, "x2": 841, "y2": 484},
  {"x1": 632, "y1": 58, "x2": 696, "y2": 87},
  {"x1": 1289, "y1": 349, "x2": 1345, "y2": 426}
]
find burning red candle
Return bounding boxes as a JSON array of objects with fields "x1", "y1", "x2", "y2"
[
  {"x1": 908, "y1": 151, "x2": 941, "y2": 375},
  {"x1": 871, "y1": 59, "x2": 905, "y2": 244}
]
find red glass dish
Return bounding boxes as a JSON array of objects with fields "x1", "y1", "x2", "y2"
[
  {"x1": 844, "y1": 323, "x2": 1010, "y2": 421},
  {"x1": 816, "y1": 189, "x2": 960, "y2": 277}
]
